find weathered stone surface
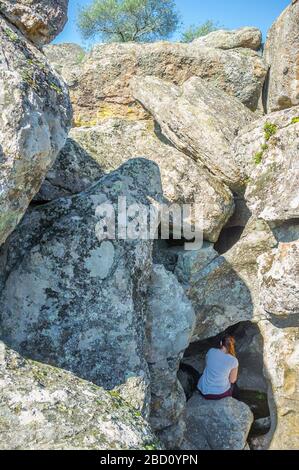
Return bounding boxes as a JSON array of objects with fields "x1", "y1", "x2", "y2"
[
  {"x1": 185, "y1": 394, "x2": 253, "y2": 450},
  {"x1": 43, "y1": 43, "x2": 86, "y2": 87},
  {"x1": 146, "y1": 265, "x2": 195, "y2": 448},
  {"x1": 174, "y1": 242, "x2": 218, "y2": 286},
  {"x1": 0, "y1": 159, "x2": 163, "y2": 416},
  {"x1": 132, "y1": 76, "x2": 254, "y2": 190},
  {"x1": 35, "y1": 138, "x2": 103, "y2": 201},
  {"x1": 264, "y1": 0, "x2": 299, "y2": 112},
  {"x1": 0, "y1": 0, "x2": 68, "y2": 46},
  {"x1": 232, "y1": 106, "x2": 299, "y2": 221},
  {"x1": 258, "y1": 241, "x2": 299, "y2": 317},
  {"x1": 44, "y1": 40, "x2": 267, "y2": 125},
  {"x1": 0, "y1": 16, "x2": 71, "y2": 246},
  {"x1": 186, "y1": 218, "x2": 277, "y2": 341},
  {"x1": 193, "y1": 27, "x2": 262, "y2": 51},
  {"x1": 0, "y1": 342, "x2": 161, "y2": 450},
  {"x1": 259, "y1": 320, "x2": 299, "y2": 450},
  {"x1": 38, "y1": 119, "x2": 234, "y2": 242}
]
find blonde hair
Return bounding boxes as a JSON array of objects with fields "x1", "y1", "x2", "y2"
[{"x1": 220, "y1": 335, "x2": 236, "y2": 357}]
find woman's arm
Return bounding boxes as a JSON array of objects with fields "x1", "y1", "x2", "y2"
[{"x1": 229, "y1": 367, "x2": 238, "y2": 384}]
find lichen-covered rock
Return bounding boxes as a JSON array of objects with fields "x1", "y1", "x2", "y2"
[
  {"x1": 44, "y1": 40, "x2": 267, "y2": 125},
  {"x1": 146, "y1": 265, "x2": 195, "y2": 447},
  {"x1": 38, "y1": 119, "x2": 234, "y2": 242},
  {"x1": 258, "y1": 320, "x2": 299, "y2": 450},
  {"x1": 0, "y1": 16, "x2": 72, "y2": 246},
  {"x1": 0, "y1": 342, "x2": 161, "y2": 450},
  {"x1": 132, "y1": 76, "x2": 254, "y2": 190},
  {"x1": 192, "y1": 27, "x2": 262, "y2": 51},
  {"x1": 258, "y1": 241, "x2": 299, "y2": 317},
  {"x1": 0, "y1": 159, "x2": 163, "y2": 417},
  {"x1": 43, "y1": 43, "x2": 86, "y2": 87},
  {"x1": 232, "y1": 106, "x2": 299, "y2": 221},
  {"x1": 0, "y1": 0, "x2": 68, "y2": 46},
  {"x1": 174, "y1": 242, "x2": 218, "y2": 286},
  {"x1": 264, "y1": 0, "x2": 299, "y2": 112},
  {"x1": 186, "y1": 218, "x2": 277, "y2": 341},
  {"x1": 185, "y1": 394, "x2": 253, "y2": 450},
  {"x1": 34, "y1": 138, "x2": 103, "y2": 201}
]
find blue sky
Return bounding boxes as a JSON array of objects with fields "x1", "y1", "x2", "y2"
[{"x1": 54, "y1": 0, "x2": 290, "y2": 47}]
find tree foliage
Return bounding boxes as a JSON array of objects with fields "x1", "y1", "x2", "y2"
[
  {"x1": 181, "y1": 20, "x2": 220, "y2": 43},
  {"x1": 78, "y1": 0, "x2": 181, "y2": 43}
]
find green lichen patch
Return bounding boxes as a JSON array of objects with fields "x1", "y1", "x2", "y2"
[
  {"x1": 291, "y1": 117, "x2": 299, "y2": 124},
  {"x1": 264, "y1": 122, "x2": 278, "y2": 141},
  {"x1": 253, "y1": 151, "x2": 263, "y2": 165},
  {"x1": 3, "y1": 28, "x2": 19, "y2": 43}
]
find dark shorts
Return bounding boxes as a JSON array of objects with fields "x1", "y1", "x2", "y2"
[{"x1": 197, "y1": 385, "x2": 234, "y2": 401}]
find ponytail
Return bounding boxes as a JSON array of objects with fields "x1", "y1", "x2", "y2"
[{"x1": 220, "y1": 335, "x2": 236, "y2": 357}]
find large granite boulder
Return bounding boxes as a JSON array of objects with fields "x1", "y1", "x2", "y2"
[
  {"x1": 43, "y1": 43, "x2": 86, "y2": 87},
  {"x1": 185, "y1": 394, "x2": 253, "y2": 450},
  {"x1": 0, "y1": 341, "x2": 161, "y2": 450},
  {"x1": 232, "y1": 106, "x2": 299, "y2": 221},
  {"x1": 0, "y1": 16, "x2": 72, "y2": 246},
  {"x1": 146, "y1": 265, "x2": 195, "y2": 448},
  {"x1": 256, "y1": 236, "x2": 299, "y2": 450},
  {"x1": 44, "y1": 40, "x2": 267, "y2": 125},
  {"x1": 132, "y1": 76, "x2": 254, "y2": 190},
  {"x1": 0, "y1": 159, "x2": 163, "y2": 417},
  {"x1": 264, "y1": 0, "x2": 299, "y2": 112},
  {"x1": 258, "y1": 241, "x2": 299, "y2": 317},
  {"x1": 193, "y1": 27, "x2": 262, "y2": 51},
  {"x1": 185, "y1": 218, "x2": 277, "y2": 341},
  {"x1": 0, "y1": 0, "x2": 68, "y2": 46},
  {"x1": 38, "y1": 119, "x2": 234, "y2": 242},
  {"x1": 259, "y1": 320, "x2": 299, "y2": 450},
  {"x1": 35, "y1": 137, "x2": 103, "y2": 201}
]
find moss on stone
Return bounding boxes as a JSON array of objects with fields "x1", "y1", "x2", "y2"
[{"x1": 264, "y1": 122, "x2": 278, "y2": 141}]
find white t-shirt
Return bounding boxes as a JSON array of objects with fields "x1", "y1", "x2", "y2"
[{"x1": 198, "y1": 348, "x2": 239, "y2": 395}]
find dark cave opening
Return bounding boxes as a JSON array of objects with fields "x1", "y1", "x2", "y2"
[
  {"x1": 214, "y1": 225, "x2": 245, "y2": 255},
  {"x1": 178, "y1": 322, "x2": 271, "y2": 447}
]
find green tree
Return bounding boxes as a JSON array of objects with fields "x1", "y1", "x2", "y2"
[
  {"x1": 78, "y1": 0, "x2": 181, "y2": 43},
  {"x1": 181, "y1": 20, "x2": 220, "y2": 43}
]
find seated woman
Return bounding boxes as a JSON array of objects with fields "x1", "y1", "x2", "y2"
[{"x1": 197, "y1": 335, "x2": 239, "y2": 400}]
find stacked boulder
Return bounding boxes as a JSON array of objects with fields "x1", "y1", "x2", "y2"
[
  {"x1": 0, "y1": 1, "x2": 72, "y2": 245},
  {"x1": 0, "y1": 0, "x2": 298, "y2": 451}
]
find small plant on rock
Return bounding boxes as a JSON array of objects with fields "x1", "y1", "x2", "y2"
[
  {"x1": 253, "y1": 151, "x2": 264, "y2": 165},
  {"x1": 264, "y1": 122, "x2": 278, "y2": 141}
]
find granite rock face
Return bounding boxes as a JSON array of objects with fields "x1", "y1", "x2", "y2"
[
  {"x1": 43, "y1": 43, "x2": 86, "y2": 87},
  {"x1": 44, "y1": 39, "x2": 267, "y2": 125},
  {"x1": 232, "y1": 106, "x2": 299, "y2": 222},
  {"x1": 258, "y1": 241, "x2": 299, "y2": 317},
  {"x1": 132, "y1": 76, "x2": 254, "y2": 190},
  {"x1": 185, "y1": 218, "x2": 277, "y2": 341},
  {"x1": 185, "y1": 394, "x2": 253, "y2": 450},
  {"x1": 259, "y1": 320, "x2": 299, "y2": 450},
  {"x1": 0, "y1": 159, "x2": 163, "y2": 416},
  {"x1": 0, "y1": 16, "x2": 72, "y2": 246},
  {"x1": 38, "y1": 119, "x2": 234, "y2": 242},
  {"x1": 0, "y1": 341, "x2": 161, "y2": 450},
  {"x1": 0, "y1": 0, "x2": 69, "y2": 46},
  {"x1": 193, "y1": 27, "x2": 262, "y2": 51},
  {"x1": 264, "y1": 0, "x2": 299, "y2": 112},
  {"x1": 146, "y1": 265, "x2": 195, "y2": 448}
]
